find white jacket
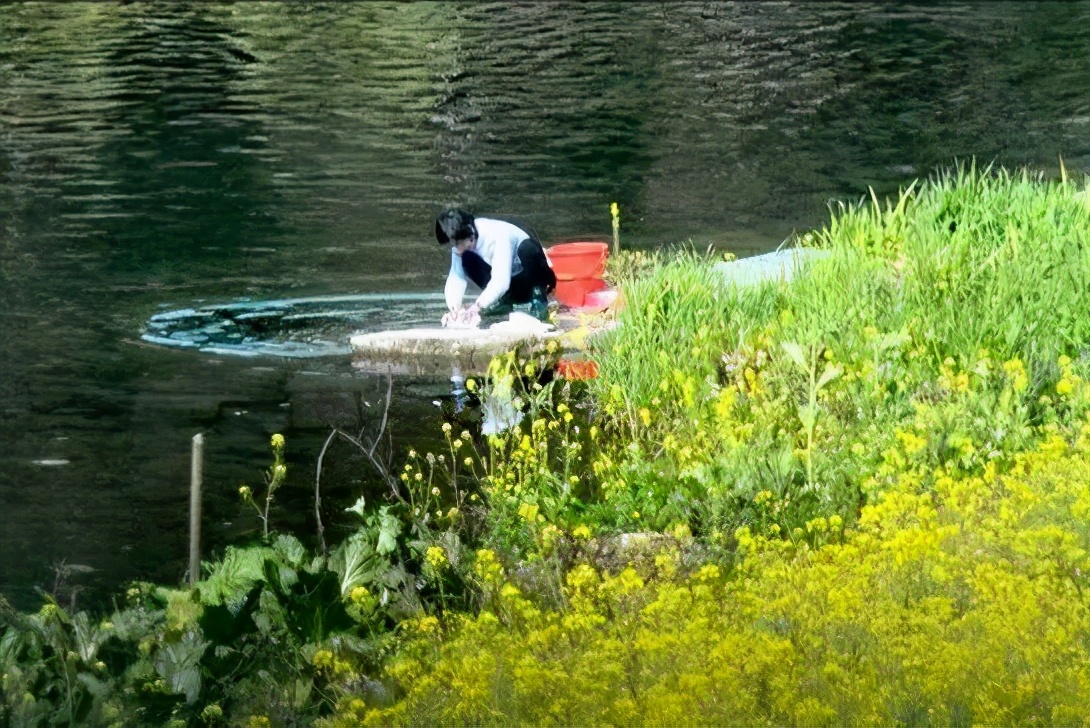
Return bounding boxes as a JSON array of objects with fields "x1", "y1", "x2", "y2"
[{"x1": 444, "y1": 217, "x2": 529, "y2": 311}]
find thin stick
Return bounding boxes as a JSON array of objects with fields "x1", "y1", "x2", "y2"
[
  {"x1": 369, "y1": 371, "x2": 393, "y2": 459},
  {"x1": 314, "y1": 429, "x2": 336, "y2": 554},
  {"x1": 189, "y1": 433, "x2": 204, "y2": 586},
  {"x1": 336, "y1": 428, "x2": 405, "y2": 503}
]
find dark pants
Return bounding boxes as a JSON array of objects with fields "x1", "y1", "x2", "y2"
[{"x1": 462, "y1": 238, "x2": 556, "y2": 304}]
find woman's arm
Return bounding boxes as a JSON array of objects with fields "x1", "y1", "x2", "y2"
[
  {"x1": 445, "y1": 251, "x2": 468, "y2": 311},
  {"x1": 475, "y1": 236, "x2": 513, "y2": 309}
]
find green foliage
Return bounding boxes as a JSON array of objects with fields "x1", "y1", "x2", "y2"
[
  {"x1": 580, "y1": 163, "x2": 1090, "y2": 539},
  {"x1": 7, "y1": 163, "x2": 1090, "y2": 726}
]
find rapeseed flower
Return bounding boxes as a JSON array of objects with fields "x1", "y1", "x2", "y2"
[{"x1": 425, "y1": 546, "x2": 448, "y2": 570}]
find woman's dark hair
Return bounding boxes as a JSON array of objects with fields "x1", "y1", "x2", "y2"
[{"x1": 435, "y1": 208, "x2": 476, "y2": 246}]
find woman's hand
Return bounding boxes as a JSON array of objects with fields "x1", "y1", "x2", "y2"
[{"x1": 441, "y1": 304, "x2": 482, "y2": 329}]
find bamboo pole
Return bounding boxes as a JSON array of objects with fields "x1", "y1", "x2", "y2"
[{"x1": 188, "y1": 433, "x2": 204, "y2": 586}]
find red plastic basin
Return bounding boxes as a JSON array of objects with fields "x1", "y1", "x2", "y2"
[
  {"x1": 554, "y1": 277, "x2": 608, "y2": 308},
  {"x1": 580, "y1": 288, "x2": 619, "y2": 314},
  {"x1": 546, "y1": 242, "x2": 609, "y2": 281}
]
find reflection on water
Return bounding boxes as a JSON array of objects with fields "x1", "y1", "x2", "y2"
[{"x1": 1, "y1": 1, "x2": 1088, "y2": 609}]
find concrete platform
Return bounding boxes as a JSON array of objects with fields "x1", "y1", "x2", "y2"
[
  {"x1": 350, "y1": 323, "x2": 558, "y2": 374},
  {"x1": 349, "y1": 310, "x2": 615, "y2": 375}
]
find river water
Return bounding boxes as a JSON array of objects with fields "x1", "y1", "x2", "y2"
[{"x1": 1, "y1": 1, "x2": 1088, "y2": 609}]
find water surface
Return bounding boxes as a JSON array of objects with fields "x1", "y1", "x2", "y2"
[{"x1": 2, "y1": 1, "x2": 1088, "y2": 609}]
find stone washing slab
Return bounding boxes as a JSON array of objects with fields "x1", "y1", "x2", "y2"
[{"x1": 350, "y1": 323, "x2": 561, "y2": 374}]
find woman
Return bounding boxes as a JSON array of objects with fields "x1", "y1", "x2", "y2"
[{"x1": 436, "y1": 208, "x2": 556, "y2": 325}]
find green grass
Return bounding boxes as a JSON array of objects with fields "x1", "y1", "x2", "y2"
[
  {"x1": 585, "y1": 162, "x2": 1090, "y2": 535},
  {"x1": 595, "y1": 162, "x2": 1090, "y2": 411}
]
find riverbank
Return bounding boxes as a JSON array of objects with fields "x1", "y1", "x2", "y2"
[{"x1": 4, "y1": 163, "x2": 1090, "y2": 726}]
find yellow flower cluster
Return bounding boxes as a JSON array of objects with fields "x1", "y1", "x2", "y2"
[
  {"x1": 424, "y1": 546, "x2": 447, "y2": 571},
  {"x1": 336, "y1": 434, "x2": 1090, "y2": 726}
]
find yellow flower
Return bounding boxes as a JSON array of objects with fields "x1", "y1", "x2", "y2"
[
  {"x1": 639, "y1": 408, "x2": 651, "y2": 427},
  {"x1": 572, "y1": 524, "x2": 592, "y2": 540},
  {"x1": 895, "y1": 428, "x2": 927, "y2": 456},
  {"x1": 517, "y1": 502, "x2": 540, "y2": 523},
  {"x1": 416, "y1": 615, "x2": 440, "y2": 633},
  {"x1": 425, "y1": 546, "x2": 448, "y2": 570},
  {"x1": 474, "y1": 549, "x2": 503, "y2": 585},
  {"x1": 238, "y1": 485, "x2": 252, "y2": 499},
  {"x1": 1003, "y1": 357, "x2": 1029, "y2": 392},
  {"x1": 540, "y1": 524, "x2": 561, "y2": 550},
  {"x1": 270, "y1": 433, "x2": 285, "y2": 449}
]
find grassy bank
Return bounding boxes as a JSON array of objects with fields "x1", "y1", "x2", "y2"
[{"x1": 4, "y1": 163, "x2": 1090, "y2": 726}]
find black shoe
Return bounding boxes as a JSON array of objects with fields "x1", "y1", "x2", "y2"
[
  {"x1": 479, "y1": 296, "x2": 515, "y2": 319},
  {"x1": 529, "y1": 286, "x2": 549, "y2": 322}
]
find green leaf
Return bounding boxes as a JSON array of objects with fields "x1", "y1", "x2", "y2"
[
  {"x1": 273, "y1": 534, "x2": 307, "y2": 569},
  {"x1": 72, "y1": 611, "x2": 104, "y2": 664},
  {"x1": 877, "y1": 331, "x2": 909, "y2": 352},
  {"x1": 76, "y1": 672, "x2": 110, "y2": 700},
  {"x1": 816, "y1": 364, "x2": 843, "y2": 391},
  {"x1": 345, "y1": 496, "x2": 367, "y2": 518},
  {"x1": 154, "y1": 631, "x2": 208, "y2": 704},
  {"x1": 781, "y1": 341, "x2": 807, "y2": 370},
  {"x1": 773, "y1": 446, "x2": 796, "y2": 484},
  {"x1": 330, "y1": 534, "x2": 386, "y2": 596},
  {"x1": 798, "y1": 404, "x2": 817, "y2": 431},
  {"x1": 196, "y1": 546, "x2": 272, "y2": 607},
  {"x1": 376, "y1": 507, "x2": 402, "y2": 556},
  {"x1": 198, "y1": 585, "x2": 261, "y2": 645},
  {"x1": 263, "y1": 558, "x2": 298, "y2": 596}
]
